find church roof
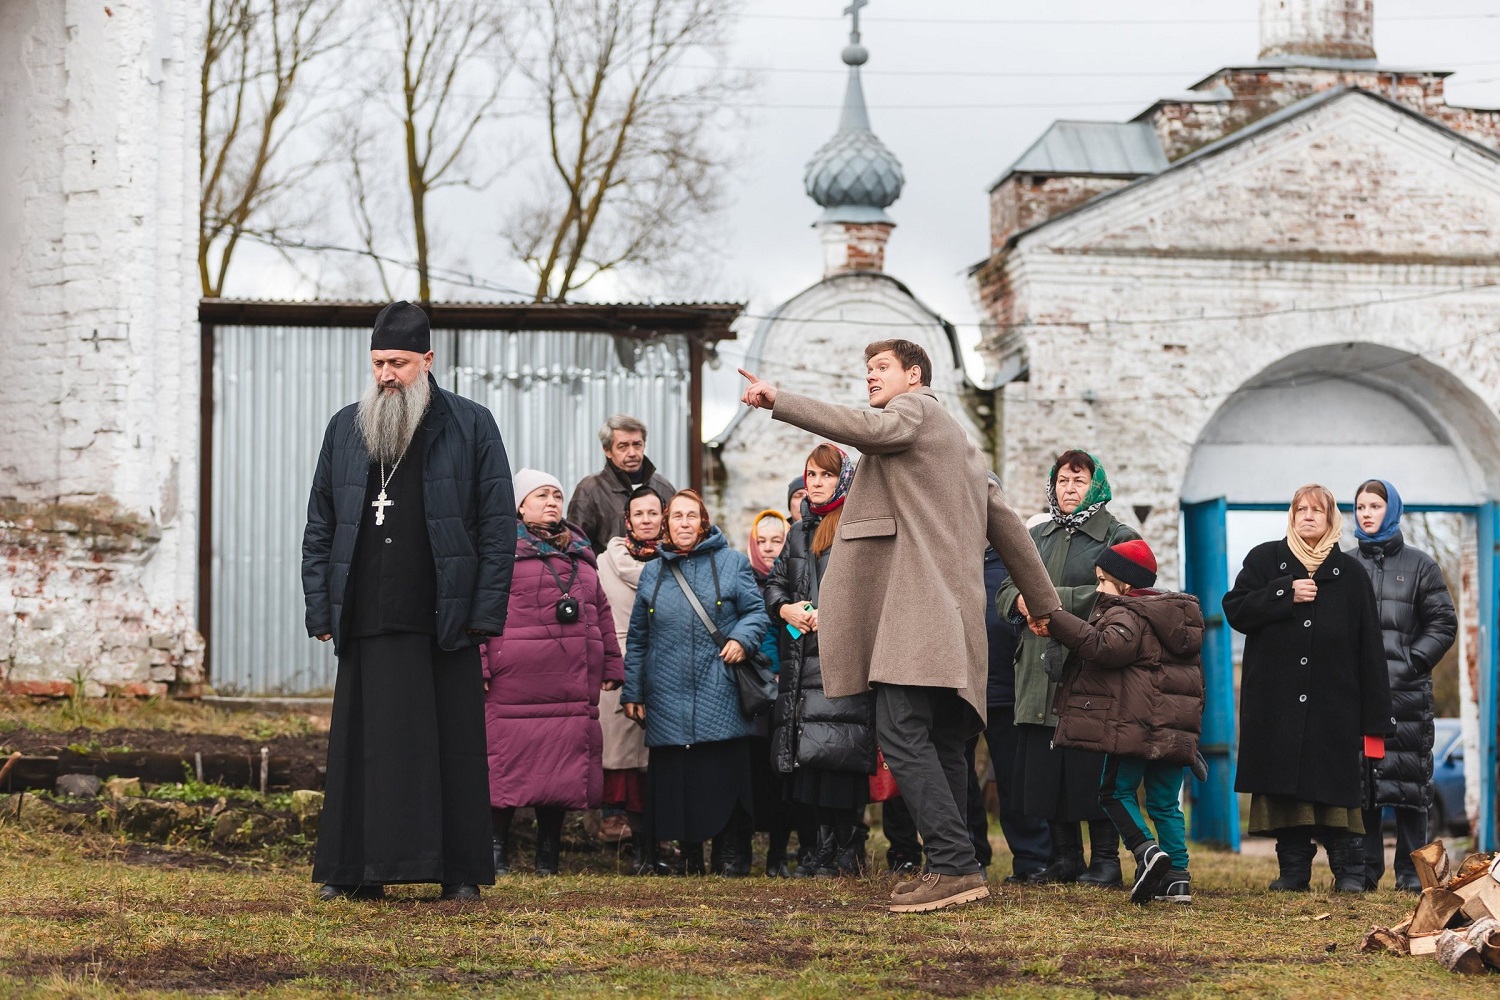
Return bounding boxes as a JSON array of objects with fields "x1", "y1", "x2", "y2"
[
  {"x1": 993, "y1": 121, "x2": 1169, "y2": 189},
  {"x1": 987, "y1": 86, "x2": 1500, "y2": 255},
  {"x1": 803, "y1": 9, "x2": 904, "y2": 224}
]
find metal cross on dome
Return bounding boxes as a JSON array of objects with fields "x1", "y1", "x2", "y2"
[{"x1": 844, "y1": 0, "x2": 867, "y2": 43}]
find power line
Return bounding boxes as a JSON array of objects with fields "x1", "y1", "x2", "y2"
[
  {"x1": 247, "y1": 229, "x2": 1500, "y2": 335},
  {"x1": 741, "y1": 12, "x2": 1500, "y2": 26}
]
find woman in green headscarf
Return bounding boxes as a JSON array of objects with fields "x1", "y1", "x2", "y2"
[{"x1": 997, "y1": 450, "x2": 1139, "y2": 887}]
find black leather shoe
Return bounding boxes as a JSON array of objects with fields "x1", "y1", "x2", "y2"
[
  {"x1": 1395, "y1": 875, "x2": 1423, "y2": 894},
  {"x1": 318, "y1": 883, "x2": 385, "y2": 902},
  {"x1": 439, "y1": 883, "x2": 481, "y2": 902}
]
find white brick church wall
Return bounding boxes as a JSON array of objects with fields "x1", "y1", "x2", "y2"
[{"x1": 0, "y1": 0, "x2": 204, "y2": 695}]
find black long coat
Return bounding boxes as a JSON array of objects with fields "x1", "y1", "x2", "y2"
[
  {"x1": 763, "y1": 516, "x2": 876, "y2": 776},
  {"x1": 1223, "y1": 540, "x2": 1393, "y2": 808},
  {"x1": 1352, "y1": 533, "x2": 1457, "y2": 811},
  {"x1": 302, "y1": 375, "x2": 517, "y2": 654}
]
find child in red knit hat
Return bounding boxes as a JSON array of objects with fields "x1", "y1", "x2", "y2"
[{"x1": 1042, "y1": 539, "x2": 1206, "y2": 905}]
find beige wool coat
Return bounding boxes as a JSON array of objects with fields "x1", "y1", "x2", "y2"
[
  {"x1": 595, "y1": 536, "x2": 650, "y2": 771},
  {"x1": 771, "y1": 388, "x2": 1062, "y2": 725}
]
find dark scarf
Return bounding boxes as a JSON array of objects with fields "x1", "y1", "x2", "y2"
[
  {"x1": 607, "y1": 455, "x2": 655, "y2": 490},
  {"x1": 519, "y1": 520, "x2": 579, "y2": 556},
  {"x1": 623, "y1": 529, "x2": 661, "y2": 562}
]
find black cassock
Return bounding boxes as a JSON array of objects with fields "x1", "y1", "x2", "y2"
[{"x1": 312, "y1": 426, "x2": 494, "y2": 887}]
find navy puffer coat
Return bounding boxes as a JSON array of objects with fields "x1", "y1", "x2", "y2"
[
  {"x1": 302, "y1": 375, "x2": 516, "y2": 653},
  {"x1": 621, "y1": 528, "x2": 770, "y2": 748},
  {"x1": 763, "y1": 516, "x2": 876, "y2": 776},
  {"x1": 1352, "y1": 533, "x2": 1457, "y2": 811}
]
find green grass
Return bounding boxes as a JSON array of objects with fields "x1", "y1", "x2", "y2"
[
  {"x1": 0, "y1": 695, "x2": 324, "y2": 743},
  {"x1": 1, "y1": 824, "x2": 1493, "y2": 998}
]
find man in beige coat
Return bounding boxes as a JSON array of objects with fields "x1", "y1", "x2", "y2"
[{"x1": 740, "y1": 341, "x2": 1061, "y2": 913}]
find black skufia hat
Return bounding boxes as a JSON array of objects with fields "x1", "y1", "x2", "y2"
[{"x1": 370, "y1": 301, "x2": 431, "y2": 352}]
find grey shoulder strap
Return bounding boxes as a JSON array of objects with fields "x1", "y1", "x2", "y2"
[{"x1": 669, "y1": 561, "x2": 729, "y2": 647}]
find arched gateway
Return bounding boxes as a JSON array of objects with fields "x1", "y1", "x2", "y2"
[
  {"x1": 969, "y1": 2, "x2": 1500, "y2": 849},
  {"x1": 1181, "y1": 345, "x2": 1500, "y2": 849}
]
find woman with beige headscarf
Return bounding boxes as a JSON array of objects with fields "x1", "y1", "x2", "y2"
[{"x1": 1223, "y1": 484, "x2": 1392, "y2": 894}]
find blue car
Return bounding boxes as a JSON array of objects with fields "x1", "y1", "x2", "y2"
[
  {"x1": 1384, "y1": 717, "x2": 1467, "y2": 839},
  {"x1": 1430, "y1": 718, "x2": 1468, "y2": 838}
]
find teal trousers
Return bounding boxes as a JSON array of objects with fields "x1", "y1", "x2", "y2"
[{"x1": 1099, "y1": 754, "x2": 1189, "y2": 871}]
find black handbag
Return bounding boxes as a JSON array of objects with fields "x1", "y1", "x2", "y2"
[{"x1": 667, "y1": 561, "x2": 777, "y2": 718}]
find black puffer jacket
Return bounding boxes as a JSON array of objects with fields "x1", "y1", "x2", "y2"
[
  {"x1": 302, "y1": 376, "x2": 516, "y2": 654},
  {"x1": 1352, "y1": 533, "x2": 1457, "y2": 810},
  {"x1": 763, "y1": 515, "x2": 876, "y2": 776}
]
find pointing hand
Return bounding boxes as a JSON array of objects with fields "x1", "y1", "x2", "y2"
[{"x1": 738, "y1": 368, "x2": 777, "y2": 409}]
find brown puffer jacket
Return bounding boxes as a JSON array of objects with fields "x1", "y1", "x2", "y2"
[{"x1": 1046, "y1": 590, "x2": 1205, "y2": 766}]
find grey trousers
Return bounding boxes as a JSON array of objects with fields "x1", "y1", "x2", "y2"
[{"x1": 875, "y1": 683, "x2": 982, "y2": 876}]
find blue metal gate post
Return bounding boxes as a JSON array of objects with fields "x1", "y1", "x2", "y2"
[
  {"x1": 1183, "y1": 498, "x2": 1240, "y2": 850},
  {"x1": 1478, "y1": 503, "x2": 1499, "y2": 852}
]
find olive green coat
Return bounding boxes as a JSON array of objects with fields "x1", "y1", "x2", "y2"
[
  {"x1": 769, "y1": 388, "x2": 1062, "y2": 726},
  {"x1": 997, "y1": 508, "x2": 1139, "y2": 727}
]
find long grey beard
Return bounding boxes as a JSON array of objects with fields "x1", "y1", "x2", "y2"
[{"x1": 356, "y1": 373, "x2": 431, "y2": 465}]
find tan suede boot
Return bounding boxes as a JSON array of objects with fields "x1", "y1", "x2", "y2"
[{"x1": 888, "y1": 872, "x2": 989, "y2": 913}]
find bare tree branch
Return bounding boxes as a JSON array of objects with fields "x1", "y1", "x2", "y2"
[
  {"x1": 200, "y1": 0, "x2": 347, "y2": 297},
  {"x1": 373, "y1": 0, "x2": 517, "y2": 302},
  {"x1": 512, "y1": 0, "x2": 751, "y2": 301}
]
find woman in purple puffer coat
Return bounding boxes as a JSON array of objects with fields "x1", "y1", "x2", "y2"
[{"x1": 482, "y1": 468, "x2": 624, "y2": 876}]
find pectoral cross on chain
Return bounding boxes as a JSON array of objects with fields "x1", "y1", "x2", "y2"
[{"x1": 371, "y1": 490, "x2": 394, "y2": 525}]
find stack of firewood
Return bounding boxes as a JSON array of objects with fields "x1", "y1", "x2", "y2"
[{"x1": 1361, "y1": 840, "x2": 1500, "y2": 975}]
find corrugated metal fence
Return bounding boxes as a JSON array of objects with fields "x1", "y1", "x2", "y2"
[{"x1": 206, "y1": 306, "x2": 731, "y2": 695}]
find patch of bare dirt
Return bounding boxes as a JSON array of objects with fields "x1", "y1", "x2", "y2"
[
  {"x1": 0, "y1": 727, "x2": 327, "y2": 790},
  {"x1": 3, "y1": 943, "x2": 363, "y2": 993}
]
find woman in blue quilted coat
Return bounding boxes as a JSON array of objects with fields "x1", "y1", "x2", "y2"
[{"x1": 621, "y1": 490, "x2": 770, "y2": 876}]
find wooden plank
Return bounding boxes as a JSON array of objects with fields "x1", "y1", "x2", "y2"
[
  {"x1": 1409, "y1": 932, "x2": 1441, "y2": 956},
  {"x1": 0, "y1": 756, "x2": 59, "y2": 792},
  {"x1": 1411, "y1": 840, "x2": 1450, "y2": 890},
  {"x1": 1410, "y1": 887, "x2": 1465, "y2": 935}
]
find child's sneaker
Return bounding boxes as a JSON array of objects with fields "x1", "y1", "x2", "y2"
[
  {"x1": 1154, "y1": 869, "x2": 1191, "y2": 904},
  {"x1": 1129, "y1": 842, "x2": 1171, "y2": 905}
]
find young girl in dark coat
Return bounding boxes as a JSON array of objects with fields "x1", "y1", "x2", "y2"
[
  {"x1": 764, "y1": 444, "x2": 877, "y2": 877},
  {"x1": 1046, "y1": 540, "x2": 1205, "y2": 905}
]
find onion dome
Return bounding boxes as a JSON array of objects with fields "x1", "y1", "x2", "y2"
[{"x1": 803, "y1": 6, "x2": 905, "y2": 224}]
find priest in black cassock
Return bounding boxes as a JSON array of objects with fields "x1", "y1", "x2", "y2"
[{"x1": 302, "y1": 301, "x2": 515, "y2": 902}]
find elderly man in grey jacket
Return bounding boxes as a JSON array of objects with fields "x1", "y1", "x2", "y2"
[
  {"x1": 567, "y1": 415, "x2": 676, "y2": 552},
  {"x1": 740, "y1": 340, "x2": 1061, "y2": 914}
]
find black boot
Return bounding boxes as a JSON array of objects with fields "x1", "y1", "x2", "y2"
[
  {"x1": 715, "y1": 811, "x2": 752, "y2": 877},
  {"x1": 822, "y1": 822, "x2": 869, "y2": 877},
  {"x1": 1077, "y1": 820, "x2": 1123, "y2": 889},
  {"x1": 631, "y1": 830, "x2": 670, "y2": 876},
  {"x1": 534, "y1": 807, "x2": 564, "y2": 876},
  {"x1": 491, "y1": 807, "x2": 513, "y2": 876},
  {"x1": 766, "y1": 825, "x2": 792, "y2": 877},
  {"x1": 1269, "y1": 832, "x2": 1316, "y2": 892},
  {"x1": 681, "y1": 841, "x2": 706, "y2": 876},
  {"x1": 1025, "y1": 821, "x2": 1085, "y2": 884},
  {"x1": 1324, "y1": 833, "x2": 1369, "y2": 893},
  {"x1": 795, "y1": 826, "x2": 835, "y2": 878}
]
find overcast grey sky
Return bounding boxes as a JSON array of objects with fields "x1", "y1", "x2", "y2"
[
  {"x1": 695, "y1": 0, "x2": 1500, "y2": 432},
  {"x1": 232, "y1": 0, "x2": 1500, "y2": 434}
]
